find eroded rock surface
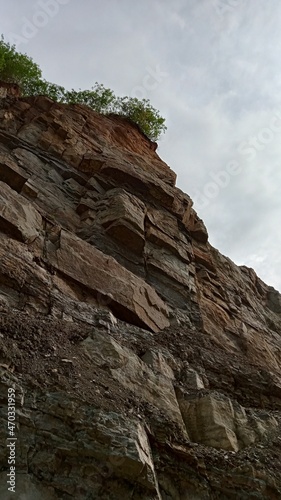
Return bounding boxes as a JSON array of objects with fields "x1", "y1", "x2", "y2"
[{"x1": 0, "y1": 95, "x2": 281, "y2": 498}]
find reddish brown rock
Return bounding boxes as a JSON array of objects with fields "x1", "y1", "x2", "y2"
[
  {"x1": 0, "y1": 81, "x2": 21, "y2": 98},
  {"x1": 0, "y1": 153, "x2": 28, "y2": 192},
  {"x1": 46, "y1": 229, "x2": 169, "y2": 332},
  {"x1": 97, "y1": 188, "x2": 146, "y2": 254},
  {"x1": 0, "y1": 95, "x2": 281, "y2": 499},
  {"x1": 0, "y1": 181, "x2": 42, "y2": 243}
]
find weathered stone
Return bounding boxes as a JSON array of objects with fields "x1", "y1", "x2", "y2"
[
  {"x1": 0, "y1": 154, "x2": 28, "y2": 192},
  {"x1": 146, "y1": 207, "x2": 193, "y2": 263},
  {"x1": 182, "y1": 368, "x2": 205, "y2": 389},
  {"x1": 0, "y1": 95, "x2": 280, "y2": 498},
  {"x1": 178, "y1": 393, "x2": 278, "y2": 452},
  {"x1": 0, "y1": 81, "x2": 21, "y2": 98},
  {"x1": 100, "y1": 161, "x2": 176, "y2": 209},
  {"x1": 21, "y1": 180, "x2": 38, "y2": 200},
  {"x1": 0, "y1": 376, "x2": 161, "y2": 498},
  {"x1": 179, "y1": 394, "x2": 241, "y2": 451},
  {"x1": 97, "y1": 188, "x2": 146, "y2": 253},
  {"x1": 187, "y1": 212, "x2": 208, "y2": 243},
  {"x1": 46, "y1": 229, "x2": 169, "y2": 332},
  {"x1": 0, "y1": 181, "x2": 42, "y2": 242},
  {"x1": 267, "y1": 287, "x2": 281, "y2": 313},
  {"x1": 0, "y1": 473, "x2": 56, "y2": 500},
  {"x1": 81, "y1": 332, "x2": 185, "y2": 431},
  {"x1": 78, "y1": 153, "x2": 105, "y2": 173},
  {"x1": 193, "y1": 243, "x2": 216, "y2": 273},
  {"x1": 141, "y1": 349, "x2": 175, "y2": 379},
  {"x1": 144, "y1": 242, "x2": 196, "y2": 308}
]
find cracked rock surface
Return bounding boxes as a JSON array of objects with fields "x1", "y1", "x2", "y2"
[{"x1": 0, "y1": 95, "x2": 281, "y2": 498}]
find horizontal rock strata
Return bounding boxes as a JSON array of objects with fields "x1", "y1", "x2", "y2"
[{"x1": 0, "y1": 95, "x2": 281, "y2": 498}]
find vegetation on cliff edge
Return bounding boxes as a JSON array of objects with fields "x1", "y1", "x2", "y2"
[{"x1": 0, "y1": 35, "x2": 166, "y2": 141}]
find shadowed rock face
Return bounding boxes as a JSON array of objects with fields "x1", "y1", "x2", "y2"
[
  {"x1": 0, "y1": 95, "x2": 281, "y2": 499},
  {"x1": 0, "y1": 81, "x2": 21, "y2": 99}
]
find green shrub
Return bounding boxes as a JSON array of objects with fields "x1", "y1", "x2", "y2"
[
  {"x1": 0, "y1": 36, "x2": 42, "y2": 89},
  {"x1": 114, "y1": 96, "x2": 167, "y2": 142},
  {"x1": 0, "y1": 35, "x2": 166, "y2": 141},
  {"x1": 64, "y1": 84, "x2": 116, "y2": 114}
]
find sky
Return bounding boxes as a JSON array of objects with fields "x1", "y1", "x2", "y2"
[{"x1": 1, "y1": 0, "x2": 281, "y2": 291}]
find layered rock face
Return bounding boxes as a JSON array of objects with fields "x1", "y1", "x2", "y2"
[{"x1": 0, "y1": 95, "x2": 281, "y2": 499}]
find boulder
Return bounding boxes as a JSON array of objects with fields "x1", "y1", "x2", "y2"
[
  {"x1": 46, "y1": 229, "x2": 170, "y2": 332},
  {"x1": 0, "y1": 181, "x2": 42, "y2": 243}
]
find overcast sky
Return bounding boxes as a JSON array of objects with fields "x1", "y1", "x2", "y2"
[{"x1": 2, "y1": 0, "x2": 281, "y2": 291}]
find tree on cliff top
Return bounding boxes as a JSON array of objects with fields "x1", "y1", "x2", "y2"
[
  {"x1": 0, "y1": 35, "x2": 42, "y2": 88},
  {"x1": 0, "y1": 36, "x2": 167, "y2": 141}
]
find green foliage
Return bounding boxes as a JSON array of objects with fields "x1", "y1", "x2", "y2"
[
  {"x1": 24, "y1": 79, "x2": 66, "y2": 102},
  {"x1": 0, "y1": 35, "x2": 42, "y2": 88},
  {"x1": 64, "y1": 84, "x2": 116, "y2": 114},
  {"x1": 0, "y1": 35, "x2": 167, "y2": 141},
  {"x1": 114, "y1": 97, "x2": 167, "y2": 142}
]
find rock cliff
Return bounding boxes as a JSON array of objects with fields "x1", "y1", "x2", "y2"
[{"x1": 0, "y1": 95, "x2": 281, "y2": 499}]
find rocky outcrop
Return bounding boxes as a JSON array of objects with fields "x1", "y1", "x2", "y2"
[
  {"x1": 0, "y1": 95, "x2": 281, "y2": 498},
  {"x1": 178, "y1": 392, "x2": 278, "y2": 452},
  {"x1": 0, "y1": 82, "x2": 21, "y2": 99}
]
